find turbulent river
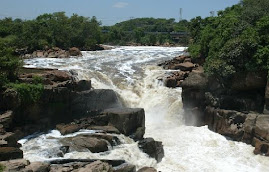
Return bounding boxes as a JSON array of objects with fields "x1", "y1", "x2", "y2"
[{"x1": 21, "y1": 46, "x2": 269, "y2": 172}]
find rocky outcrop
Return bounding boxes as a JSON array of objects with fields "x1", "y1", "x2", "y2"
[
  {"x1": 138, "y1": 138, "x2": 164, "y2": 163},
  {"x1": 158, "y1": 55, "x2": 269, "y2": 156},
  {"x1": 55, "y1": 108, "x2": 145, "y2": 140},
  {"x1": 0, "y1": 68, "x2": 163, "y2": 167},
  {"x1": 0, "y1": 159, "x2": 136, "y2": 172},
  {"x1": 21, "y1": 47, "x2": 82, "y2": 59},
  {"x1": 101, "y1": 108, "x2": 145, "y2": 140},
  {"x1": 158, "y1": 55, "x2": 200, "y2": 88},
  {"x1": 0, "y1": 147, "x2": 23, "y2": 161},
  {"x1": 0, "y1": 68, "x2": 122, "y2": 138},
  {"x1": 0, "y1": 68, "x2": 122, "y2": 162},
  {"x1": 181, "y1": 71, "x2": 208, "y2": 125},
  {"x1": 69, "y1": 47, "x2": 82, "y2": 56},
  {"x1": 61, "y1": 135, "x2": 109, "y2": 153}
]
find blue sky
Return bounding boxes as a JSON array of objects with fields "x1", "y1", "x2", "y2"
[{"x1": 0, "y1": 0, "x2": 240, "y2": 25}]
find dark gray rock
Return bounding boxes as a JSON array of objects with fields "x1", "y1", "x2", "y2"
[
  {"x1": 61, "y1": 135, "x2": 109, "y2": 153},
  {"x1": 138, "y1": 138, "x2": 164, "y2": 163},
  {"x1": 181, "y1": 72, "x2": 208, "y2": 90},
  {"x1": 101, "y1": 108, "x2": 145, "y2": 139},
  {"x1": 0, "y1": 147, "x2": 23, "y2": 161}
]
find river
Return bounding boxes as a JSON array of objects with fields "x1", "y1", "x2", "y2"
[{"x1": 21, "y1": 46, "x2": 269, "y2": 172}]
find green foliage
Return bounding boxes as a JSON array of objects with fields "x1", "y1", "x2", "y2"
[
  {"x1": 188, "y1": 0, "x2": 269, "y2": 77},
  {"x1": 0, "y1": 164, "x2": 5, "y2": 172},
  {"x1": 103, "y1": 18, "x2": 189, "y2": 45},
  {"x1": 0, "y1": 12, "x2": 102, "y2": 51},
  {"x1": 7, "y1": 83, "x2": 44, "y2": 104},
  {"x1": 32, "y1": 75, "x2": 44, "y2": 84},
  {"x1": 0, "y1": 38, "x2": 22, "y2": 88}
]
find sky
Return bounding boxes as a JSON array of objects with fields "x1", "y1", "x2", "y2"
[{"x1": 0, "y1": 0, "x2": 240, "y2": 25}]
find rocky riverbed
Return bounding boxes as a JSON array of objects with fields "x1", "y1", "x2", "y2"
[
  {"x1": 0, "y1": 68, "x2": 161, "y2": 171},
  {"x1": 2, "y1": 46, "x2": 269, "y2": 172}
]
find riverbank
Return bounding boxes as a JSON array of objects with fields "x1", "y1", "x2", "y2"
[{"x1": 159, "y1": 54, "x2": 269, "y2": 156}]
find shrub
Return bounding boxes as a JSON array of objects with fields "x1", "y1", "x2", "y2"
[
  {"x1": 0, "y1": 164, "x2": 5, "y2": 172},
  {"x1": 6, "y1": 83, "x2": 44, "y2": 104}
]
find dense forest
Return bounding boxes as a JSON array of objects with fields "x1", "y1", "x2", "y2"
[
  {"x1": 188, "y1": 0, "x2": 269, "y2": 77},
  {"x1": 102, "y1": 18, "x2": 189, "y2": 45}
]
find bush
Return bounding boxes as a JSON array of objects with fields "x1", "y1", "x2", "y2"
[
  {"x1": 0, "y1": 164, "x2": 5, "y2": 172},
  {"x1": 6, "y1": 83, "x2": 44, "y2": 104},
  {"x1": 188, "y1": 0, "x2": 269, "y2": 77}
]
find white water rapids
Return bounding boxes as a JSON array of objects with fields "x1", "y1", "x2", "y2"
[{"x1": 20, "y1": 46, "x2": 269, "y2": 172}]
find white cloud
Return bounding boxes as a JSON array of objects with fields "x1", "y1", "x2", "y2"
[{"x1": 113, "y1": 2, "x2": 129, "y2": 8}]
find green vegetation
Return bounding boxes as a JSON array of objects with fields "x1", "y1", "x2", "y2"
[
  {"x1": 102, "y1": 18, "x2": 189, "y2": 45},
  {"x1": 0, "y1": 164, "x2": 5, "y2": 172},
  {"x1": 0, "y1": 37, "x2": 22, "y2": 88},
  {"x1": 6, "y1": 83, "x2": 44, "y2": 104},
  {"x1": 0, "y1": 12, "x2": 102, "y2": 51},
  {"x1": 188, "y1": 0, "x2": 269, "y2": 77}
]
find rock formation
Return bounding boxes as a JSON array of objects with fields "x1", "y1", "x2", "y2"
[{"x1": 159, "y1": 55, "x2": 269, "y2": 157}]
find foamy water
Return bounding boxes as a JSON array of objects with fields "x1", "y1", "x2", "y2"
[{"x1": 21, "y1": 46, "x2": 269, "y2": 171}]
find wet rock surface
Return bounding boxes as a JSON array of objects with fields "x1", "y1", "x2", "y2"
[
  {"x1": 138, "y1": 138, "x2": 164, "y2": 163},
  {"x1": 60, "y1": 135, "x2": 109, "y2": 153}
]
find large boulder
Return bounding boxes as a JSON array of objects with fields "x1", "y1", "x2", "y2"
[
  {"x1": 0, "y1": 111, "x2": 13, "y2": 129},
  {"x1": 56, "y1": 123, "x2": 81, "y2": 135},
  {"x1": 138, "y1": 138, "x2": 164, "y2": 163},
  {"x1": 254, "y1": 115, "x2": 269, "y2": 141},
  {"x1": 78, "y1": 160, "x2": 113, "y2": 172},
  {"x1": 101, "y1": 108, "x2": 145, "y2": 139},
  {"x1": 0, "y1": 159, "x2": 30, "y2": 171},
  {"x1": 69, "y1": 47, "x2": 82, "y2": 56},
  {"x1": 181, "y1": 72, "x2": 208, "y2": 90},
  {"x1": 174, "y1": 62, "x2": 195, "y2": 71},
  {"x1": 253, "y1": 137, "x2": 269, "y2": 156},
  {"x1": 61, "y1": 135, "x2": 109, "y2": 153},
  {"x1": 24, "y1": 162, "x2": 50, "y2": 172},
  {"x1": 0, "y1": 147, "x2": 23, "y2": 161},
  {"x1": 242, "y1": 113, "x2": 258, "y2": 144},
  {"x1": 70, "y1": 89, "x2": 122, "y2": 117}
]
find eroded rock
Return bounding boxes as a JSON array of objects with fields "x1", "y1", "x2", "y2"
[
  {"x1": 0, "y1": 147, "x2": 23, "y2": 161},
  {"x1": 138, "y1": 138, "x2": 164, "y2": 163}
]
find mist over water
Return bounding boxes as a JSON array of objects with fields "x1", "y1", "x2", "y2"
[{"x1": 22, "y1": 46, "x2": 269, "y2": 171}]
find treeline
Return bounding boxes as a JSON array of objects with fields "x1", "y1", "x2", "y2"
[
  {"x1": 102, "y1": 18, "x2": 189, "y2": 45},
  {"x1": 0, "y1": 12, "x2": 102, "y2": 51},
  {"x1": 188, "y1": 0, "x2": 269, "y2": 77}
]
